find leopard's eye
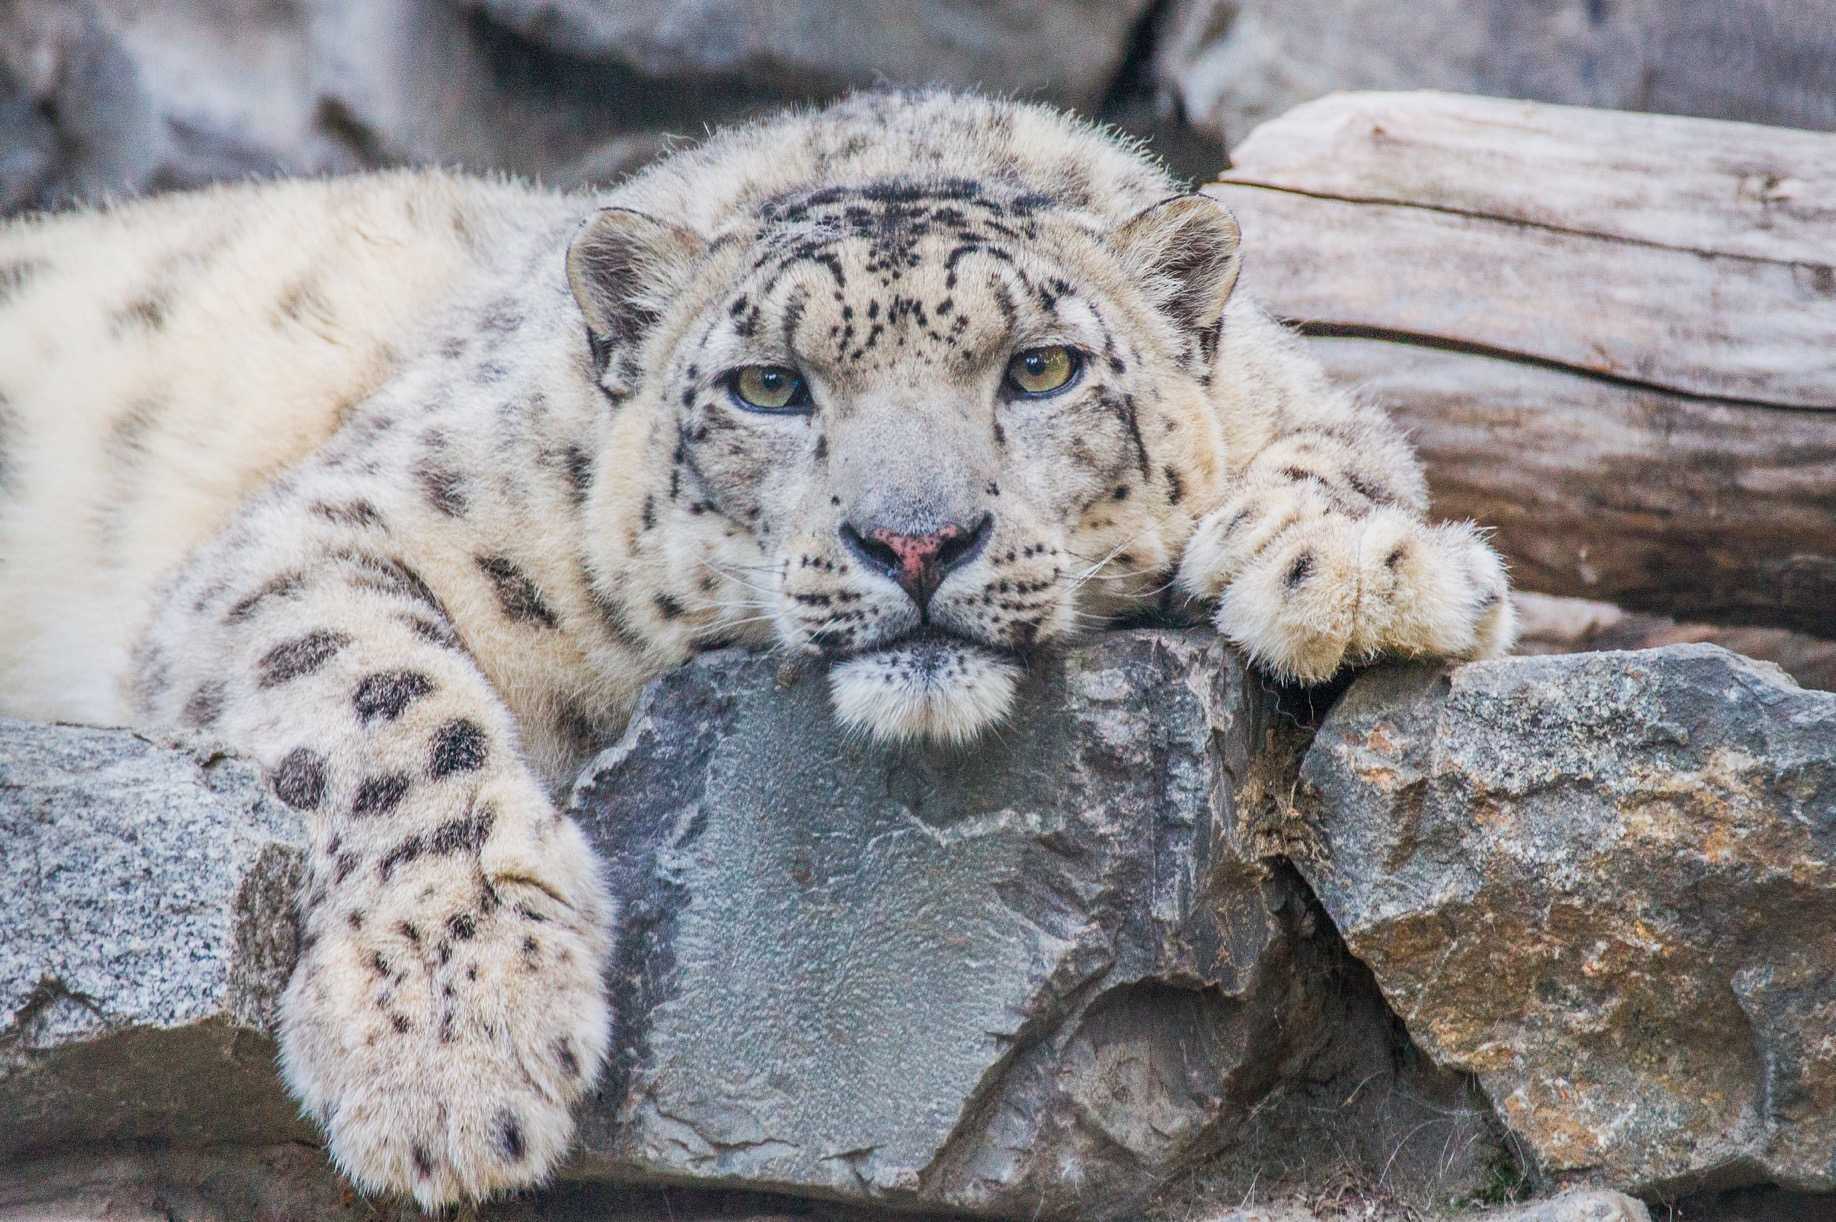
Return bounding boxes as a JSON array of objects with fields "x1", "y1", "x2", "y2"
[
  {"x1": 728, "y1": 365, "x2": 811, "y2": 413},
  {"x1": 1004, "y1": 346, "x2": 1082, "y2": 398}
]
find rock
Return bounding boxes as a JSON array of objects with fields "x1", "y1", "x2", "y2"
[
  {"x1": 456, "y1": 0, "x2": 1154, "y2": 113},
  {"x1": 1489, "y1": 1189, "x2": 1653, "y2": 1221},
  {"x1": 0, "y1": 636, "x2": 1497, "y2": 1218},
  {"x1": 0, "y1": 1146, "x2": 897, "y2": 1222},
  {"x1": 0, "y1": 0, "x2": 1156, "y2": 215},
  {"x1": 1202, "y1": 1189, "x2": 1650, "y2": 1222},
  {"x1": 0, "y1": 0, "x2": 768, "y2": 213},
  {"x1": 1155, "y1": 0, "x2": 1836, "y2": 154},
  {"x1": 568, "y1": 631, "x2": 1496, "y2": 1218},
  {"x1": 1297, "y1": 645, "x2": 1836, "y2": 1196},
  {"x1": 0, "y1": 719, "x2": 309, "y2": 1159},
  {"x1": 1511, "y1": 593, "x2": 1836, "y2": 694}
]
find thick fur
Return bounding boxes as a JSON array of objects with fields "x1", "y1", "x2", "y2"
[{"x1": 0, "y1": 90, "x2": 1512, "y2": 1207}]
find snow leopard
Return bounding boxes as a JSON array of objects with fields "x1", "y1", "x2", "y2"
[{"x1": 0, "y1": 89, "x2": 1514, "y2": 1206}]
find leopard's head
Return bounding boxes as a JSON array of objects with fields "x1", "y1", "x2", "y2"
[{"x1": 568, "y1": 97, "x2": 1241, "y2": 743}]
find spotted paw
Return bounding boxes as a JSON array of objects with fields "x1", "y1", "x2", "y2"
[
  {"x1": 278, "y1": 784, "x2": 613, "y2": 1209},
  {"x1": 1177, "y1": 484, "x2": 1514, "y2": 684}
]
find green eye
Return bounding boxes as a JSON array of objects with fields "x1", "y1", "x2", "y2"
[
  {"x1": 1005, "y1": 346, "x2": 1081, "y2": 397},
  {"x1": 729, "y1": 365, "x2": 811, "y2": 413}
]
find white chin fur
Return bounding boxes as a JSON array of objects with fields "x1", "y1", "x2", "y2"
[{"x1": 828, "y1": 640, "x2": 1022, "y2": 745}]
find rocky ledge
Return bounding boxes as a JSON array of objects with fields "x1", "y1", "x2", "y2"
[
  {"x1": 3, "y1": 635, "x2": 1831, "y2": 1221},
  {"x1": 1300, "y1": 646, "x2": 1836, "y2": 1198}
]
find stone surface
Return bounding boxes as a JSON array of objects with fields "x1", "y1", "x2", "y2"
[
  {"x1": 0, "y1": 718, "x2": 309, "y2": 1159},
  {"x1": 0, "y1": 0, "x2": 776, "y2": 214},
  {"x1": 1297, "y1": 645, "x2": 1836, "y2": 1196},
  {"x1": 1490, "y1": 1190, "x2": 1653, "y2": 1221},
  {"x1": 568, "y1": 631, "x2": 1494, "y2": 1218},
  {"x1": 460, "y1": 0, "x2": 1154, "y2": 113},
  {"x1": 0, "y1": 1146, "x2": 892, "y2": 1222},
  {"x1": 1512, "y1": 593, "x2": 1836, "y2": 695},
  {"x1": 12, "y1": 0, "x2": 1836, "y2": 219},
  {"x1": 1157, "y1": 0, "x2": 1836, "y2": 153},
  {"x1": 1204, "y1": 1189, "x2": 1651, "y2": 1222},
  {"x1": 0, "y1": 637, "x2": 1495, "y2": 1218},
  {"x1": 0, "y1": 0, "x2": 1157, "y2": 216}
]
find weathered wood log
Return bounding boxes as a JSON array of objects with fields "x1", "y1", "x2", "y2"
[
  {"x1": 1312, "y1": 335, "x2": 1836, "y2": 635},
  {"x1": 1205, "y1": 91, "x2": 1836, "y2": 637}
]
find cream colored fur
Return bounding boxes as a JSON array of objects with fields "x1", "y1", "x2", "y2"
[{"x1": 0, "y1": 89, "x2": 1511, "y2": 1208}]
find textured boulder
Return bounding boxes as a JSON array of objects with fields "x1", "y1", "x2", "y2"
[
  {"x1": 0, "y1": 719, "x2": 309, "y2": 1159},
  {"x1": 569, "y1": 631, "x2": 1494, "y2": 1218},
  {"x1": 0, "y1": 0, "x2": 1158, "y2": 216},
  {"x1": 0, "y1": 0, "x2": 771, "y2": 213},
  {"x1": 1209, "y1": 1190, "x2": 1651, "y2": 1222},
  {"x1": 460, "y1": 0, "x2": 1153, "y2": 113},
  {"x1": 1155, "y1": 0, "x2": 1836, "y2": 152},
  {"x1": 0, "y1": 638, "x2": 1496, "y2": 1219},
  {"x1": 1297, "y1": 645, "x2": 1836, "y2": 1195}
]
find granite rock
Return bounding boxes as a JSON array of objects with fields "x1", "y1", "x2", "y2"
[
  {"x1": 0, "y1": 718, "x2": 309, "y2": 1159},
  {"x1": 459, "y1": 0, "x2": 1154, "y2": 113},
  {"x1": 1297, "y1": 645, "x2": 1836, "y2": 1196},
  {"x1": 568, "y1": 631, "x2": 1494, "y2": 1218},
  {"x1": 0, "y1": 637, "x2": 1496, "y2": 1218},
  {"x1": 1155, "y1": 0, "x2": 1836, "y2": 154},
  {"x1": 1206, "y1": 1189, "x2": 1650, "y2": 1222}
]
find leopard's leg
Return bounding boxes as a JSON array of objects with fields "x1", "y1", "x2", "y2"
[
  {"x1": 1179, "y1": 307, "x2": 1515, "y2": 683},
  {"x1": 147, "y1": 544, "x2": 612, "y2": 1208}
]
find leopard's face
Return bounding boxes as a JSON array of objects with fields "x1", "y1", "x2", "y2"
[{"x1": 572, "y1": 180, "x2": 1240, "y2": 743}]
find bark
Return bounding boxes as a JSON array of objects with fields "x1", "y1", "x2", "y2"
[{"x1": 1205, "y1": 91, "x2": 1836, "y2": 635}]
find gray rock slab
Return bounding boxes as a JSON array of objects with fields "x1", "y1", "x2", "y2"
[
  {"x1": 569, "y1": 630, "x2": 1495, "y2": 1218},
  {"x1": 0, "y1": 1146, "x2": 917, "y2": 1222},
  {"x1": 457, "y1": 0, "x2": 1153, "y2": 112},
  {"x1": 1204, "y1": 1189, "x2": 1650, "y2": 1222},
  {"x1": 1493, "y1": 1189, "x2": 1653, "y2": 1221},
  {"x1": 1156, "y1": 0, "x2": 1836, "y2": 154},
  {"x1": 0, "y1": 0, "x2": 1154, "y2": 215},
  {"x1": 0, "y1": 633, "x2": 1498, "y2": 1218},
  {"x1": 0, "y1": 719, "x2": 309, "y2": 1159},
  {"x1": 1298, "y1": 645, "x2": 1836, "y2": 1196}
]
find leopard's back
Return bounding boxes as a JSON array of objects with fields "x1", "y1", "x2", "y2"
[{"x1": 0, "y1": 170, "x2": 554, "y2": 722}]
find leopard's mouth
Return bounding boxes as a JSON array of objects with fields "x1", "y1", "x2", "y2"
[
  {"x1": 822, "y1": 625, "x2": 1029, "y2": 745},
  {"x1": 826, "y1": 624, "x2": 1022, "y2": 670}
]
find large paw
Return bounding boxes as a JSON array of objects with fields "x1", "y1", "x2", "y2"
[
  {"x1": 1177, "y1": 483, "x2": 1515, "y2": 684},
  {"x1": 279, "y1": 784, "x2": 613, "y2": 1209}
]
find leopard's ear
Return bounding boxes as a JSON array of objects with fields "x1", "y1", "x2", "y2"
[
  {"x1": 1113, "y1": 194, "x2": 1241, "y2": 341},
  {"x1": 566, "y1": 208, "x2": 706, "y2": 397}
]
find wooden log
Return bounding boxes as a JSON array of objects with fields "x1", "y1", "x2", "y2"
[
  {"x1": 1308, "y1": 335, "x2": 1836, "y2": 636},
  {"x1": 1220, "y1": 90, "x2": 1836, "y2": 265},
  {"x1": 1208, "y1": 187, "x2": 1835, "y2": 408},
  {"x1": 1205, "y1": 91, "x2": 1836, "y2": 636}
]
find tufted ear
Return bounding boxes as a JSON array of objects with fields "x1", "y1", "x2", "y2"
[
  {"x1": 566, "y1": 207, "x2": 706, "y2": 396},
  {"x1": 1112, "y1": 194, "x2": 1242, "y2": 341}
]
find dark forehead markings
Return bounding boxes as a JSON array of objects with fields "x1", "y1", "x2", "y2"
[
  {"x1": 729, "y1": 296, "x2": 761, "y2": 338},
  {"x1": 759, "y1": 177, "x2": 988, "y2": 221},
  {"x1": 987, "y1": 274, "x2": 1019, "y2": 331},
  {"x1": 779, "y1": 286, "x2": 810, "y2": 349}
]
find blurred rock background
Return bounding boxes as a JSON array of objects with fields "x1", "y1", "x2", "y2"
[{"x1": 3, "y1": 0, "x2": 1833, "y2": 217}]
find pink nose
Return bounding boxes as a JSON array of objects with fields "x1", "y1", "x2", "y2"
[
  {"x1": 869, "y1": 525, "x2": 963, "y2": 587},
  {"x1": 840, "y1": 514, "x2": 990, "y2": 608}
]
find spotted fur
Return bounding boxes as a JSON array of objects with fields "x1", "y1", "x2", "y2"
[{"x1": 0, "y1": 89, "x2": 1511, "y2": 1208}]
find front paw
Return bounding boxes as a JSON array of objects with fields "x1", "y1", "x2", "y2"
[
  {"x1": 279, "y1": 790, "x2": 613, "y2": 1208},
  {"x1": 1179, "y1": 489, "x2": 1514, "y2": 684}
]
